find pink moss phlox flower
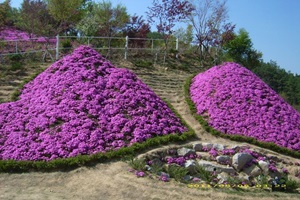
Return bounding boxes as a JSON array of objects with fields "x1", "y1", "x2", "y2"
[
  {"x1": 190, "y1": 62, "x2": 300, "y2": 152},
  {"x1": 0, "y1": 45, "x2": 187, "y2": 161}
]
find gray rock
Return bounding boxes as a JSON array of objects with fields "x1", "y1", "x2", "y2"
[
  {"x1": 183, "y1": 175, "x2": 193, "y2": 182},
  {"x1": 216, "y1": 156, "x2": 231, "y2": 165},
  {"x1": 198, "y1": 160, "x2": 235, "y2": 174},
  {"x1": 243, "y1": 165, "x2": 262, "y2": 177},
  {"x1": 202, "y1": 143, "x2": 214, "y2": 150},
  {"x1": 158, "y1": 172, "x2": 170, "y2": 178},
  {"x1": 258, "y1": 160, "x2": 269, "y2": 175},
  {"x1": 193, "y1": 143, "x2": 203, "y2": 152},
  {"x1": 185, "y1": 159, "x2": 197, "y2": 174},
  {"x1": 230, "y1": 145, "x2": 241, "y2": 152},
  {"x1": 232, "y1": 153, "x2": 254, "y2": 171},
  {"x1": 177, "y1": 147, "x2": 196, "y2": 157},
  {"x1": 217, "y1": 172, "x2": 229, "y2": 184},
  {"x1": 213, "y1": 144, "x2": 226, "y2": 151},
  {"x1": 236, "y1": 172, "x2": 250, "y2": 185}
]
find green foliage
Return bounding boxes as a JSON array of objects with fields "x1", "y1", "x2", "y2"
[
  {"x1": 61, "y1": 39, "x2": 72, "y2": 53},
  {"x1": 16, "y1": 0, "x2": 58, "y2": 37},
  {"x1": 133, "y1": 60, "x2": 153, "y2": 68},
  {"x1": 47, "y1": 0, "x2": 85, "y2": 33},
  {"x1": 184, "y1": 75, "x2": 300, "y2": 159},
  {"x1": 9, "y1": 53, "x2": 23, "y2": 71},
  {"x1": 166, "y1": 164, "x2": 189, "y2": 182},
  {"x1": 0, "y1": 0, "x2": 12, "y2": 27},
  {"x1": 253, "y1": 60, "x2": 300, "y2": 112},
  {"x1": 127, "y1": 158, "x2": 146, "y2": 171},
  {"x1": 223, "y1": 28, "x2": 262, "y2": 69},
  {"x1": 256, "y1": 175, "x2": 269, "y2": 189},
  {"x1": 193, "y1": 162, "x2": 212, "y2": 182},
  {"x1": 77, "y1": 1, "x2": 129, "y2": 37},
  {"x1": 285, "y1": 178, "x2": 299, "y2": 192}
]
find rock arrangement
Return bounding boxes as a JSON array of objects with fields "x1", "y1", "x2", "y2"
[
  {"x1": 132, "y1": 142, "x2": 300, "y2": 189},
  {"x1": 190, "y1": 62, "x2": 300, "y2": 151}
]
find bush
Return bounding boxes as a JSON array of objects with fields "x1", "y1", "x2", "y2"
[
  {"x1": 134, "y1": 60, "x2": 153, "y2": 68},
  {"x1": 166, "y1": 164, "x2": 189, "y2": 182},
  {"x1": 9, "y1": 53, "x2": 23, "y2": 71},
  {"x1": 61, "y1": 39, "x2": 72, "y2": 54}
]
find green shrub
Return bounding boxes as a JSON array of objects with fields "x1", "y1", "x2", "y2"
[
  {"x1": 61, "y1": 39, "x2": 72, "y2": 54},
  {"x1": 128, "y1": 158, "x2": 147, "y2": 171},
  {"x1": 134, "y1": 60, "x2": 153, "y2": 68},
  {"x1": 9, "y1": 54, "x2": 23, "y2": 71},
  {"x1": 166, "y1": 164, "x2": 189, "y2": 182},
  {"x1": 193, "y1": 163, "x2": 212, "y2": 182}
]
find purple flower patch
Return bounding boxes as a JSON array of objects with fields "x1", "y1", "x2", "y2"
[
  {"x1": 190, "y1": 62, "x2": 300, "y2": 152},
  {"x1": 0, "y1": 45, "x2": 187, "y2": 161}
]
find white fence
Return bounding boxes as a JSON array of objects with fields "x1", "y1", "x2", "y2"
[{"x1": 0, "y1": 35, "x2": 182, "y2": 62}]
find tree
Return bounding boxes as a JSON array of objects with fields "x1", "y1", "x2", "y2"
[
  {"x1": 16, "y1": 0, "x2": 57, "y2": 37},
  {"x1": 0, "y1": 0, "x2": 13, "y2": 28},
  {"x1": 147, "y1": 0, "x2": 194, "y2": 63},
  {"x1": 124, "y1": 14, "x2": 150, "y2": 48},
  {"x1": 47, "y1": 0, "x2": 86, "y2": 34},
  {"x1": 174, "y1": 24, "x2": 194, "y2": 51},
  {"x1": 188, "y1": 0, "x2": 235, "y2": 65},
  {"x1": 223, "y1": 28, "x2": 262, "y2": 69}
]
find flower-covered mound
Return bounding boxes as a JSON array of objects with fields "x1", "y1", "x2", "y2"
[
  {"x1": 0, "y1": 46, "x2": 187, "y2": 161},
  {"x1": 190, "y1": 62, "x2": 300, "y2": 152},
  {"x1": 0, "y1": 27, "x2": 49, "y2": 42}
]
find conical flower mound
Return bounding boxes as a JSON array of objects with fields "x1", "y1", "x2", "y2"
[
  {"x1": 190, "y1": 62, "x2": 300, "y2": 151},
  {"x1": 0, "y1": 46, "x2": 187, "y2": 161}
]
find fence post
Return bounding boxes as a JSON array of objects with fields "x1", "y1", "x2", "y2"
[
  {"x1": 151, "y1": 39, "x2": 154, "y2": 53},
  {"x1": 56, "y1": 34, "x2": 59, "y2": 60},
  {"x1": 124, "y1": 36, "x2": 128, "y2": 60},
  {"x1": 176, "y1": 38, "x2": 179, "y2": 59},
  {"x1": 15, "y1": 41, "x2": 18, "y2": 53}
]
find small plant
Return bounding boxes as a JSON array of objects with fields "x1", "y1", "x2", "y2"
[
  {"x1": 285, "y1": 178, "x2": 299, "y2": 192},
  {"x1": 166, "y1": 164, "x2": 189, "y2": 182},
  {"x1": 134, "y1": 60, "x2": 153, "y2": 68},
  {"x1": 61, "y1": 39, "x2": 72, "y2": 54},
  {"x1": 193, "y1": 163, "x2": 213, "y2": 183},
  {"x1": 9, "y1": 53, "x2": 23, "y2": 71},
  {"x1": 256, "y1": 174, "x2": 269, "y2": 189},
  {"x1": 127, "y1": 158, "x2": 147, "y2": 171},
  {"x1": 150, "y1": 162, "x2": 164, "y2": 175}
]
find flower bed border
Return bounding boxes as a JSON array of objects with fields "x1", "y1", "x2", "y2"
[{"x1": 184, "y1": 75, "x2": 300, "y2": 159}]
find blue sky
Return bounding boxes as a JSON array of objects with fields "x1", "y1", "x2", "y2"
[{"x1": 4, "y1": 0, "x2": 300, "y2": 74}]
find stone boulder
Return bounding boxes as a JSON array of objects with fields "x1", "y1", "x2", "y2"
[
  {"x1": 177, "y1": 147, "x2": 196, "y2": 157},
  {"x1": 213, "y1": 144, "x2": 226, "y2": 151},
  {"x1": 232, "y1": 153, "x2": 254, "y2": 171},
  {"x1": 198, "y1": 160, "x2": 235, "y2": 174},
  {"x1": 258, "y1": 160, "x2": 269, "y2": 175},
  {"x1": 243, "y1": 164, "x2": 262, "y2": 177},
  {"x1": 216, "y1": 155, "x2": 231, "y2": 165},
  {"x1": 192, "y1": 143, "x2": 203, "y2": 152},
  {"x1": 217, "y1": 172, "x2": 229, "y2": 184}
]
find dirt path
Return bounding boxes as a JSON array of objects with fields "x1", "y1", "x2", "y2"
[
  {"x1": 1, "y1": 161, "x2": 300, "y2": 200},
  {"x1": 0, "y1": 62, "x2": 300, "y2": 199}
]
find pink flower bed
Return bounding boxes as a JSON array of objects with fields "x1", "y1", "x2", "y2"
[
  {"x1": 0, "y1": 46, "x2": 187, "y2": 161},
  {"x1": 190, "y1": 62, "x2": 300, "y2": 151},
  {"x1": 0, "y1": 27, "x2": 56, "y2": 54}
]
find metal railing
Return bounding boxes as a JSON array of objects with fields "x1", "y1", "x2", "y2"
[{"x1": 0, "y1": 35, "x2": 183, "y2": 61}]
